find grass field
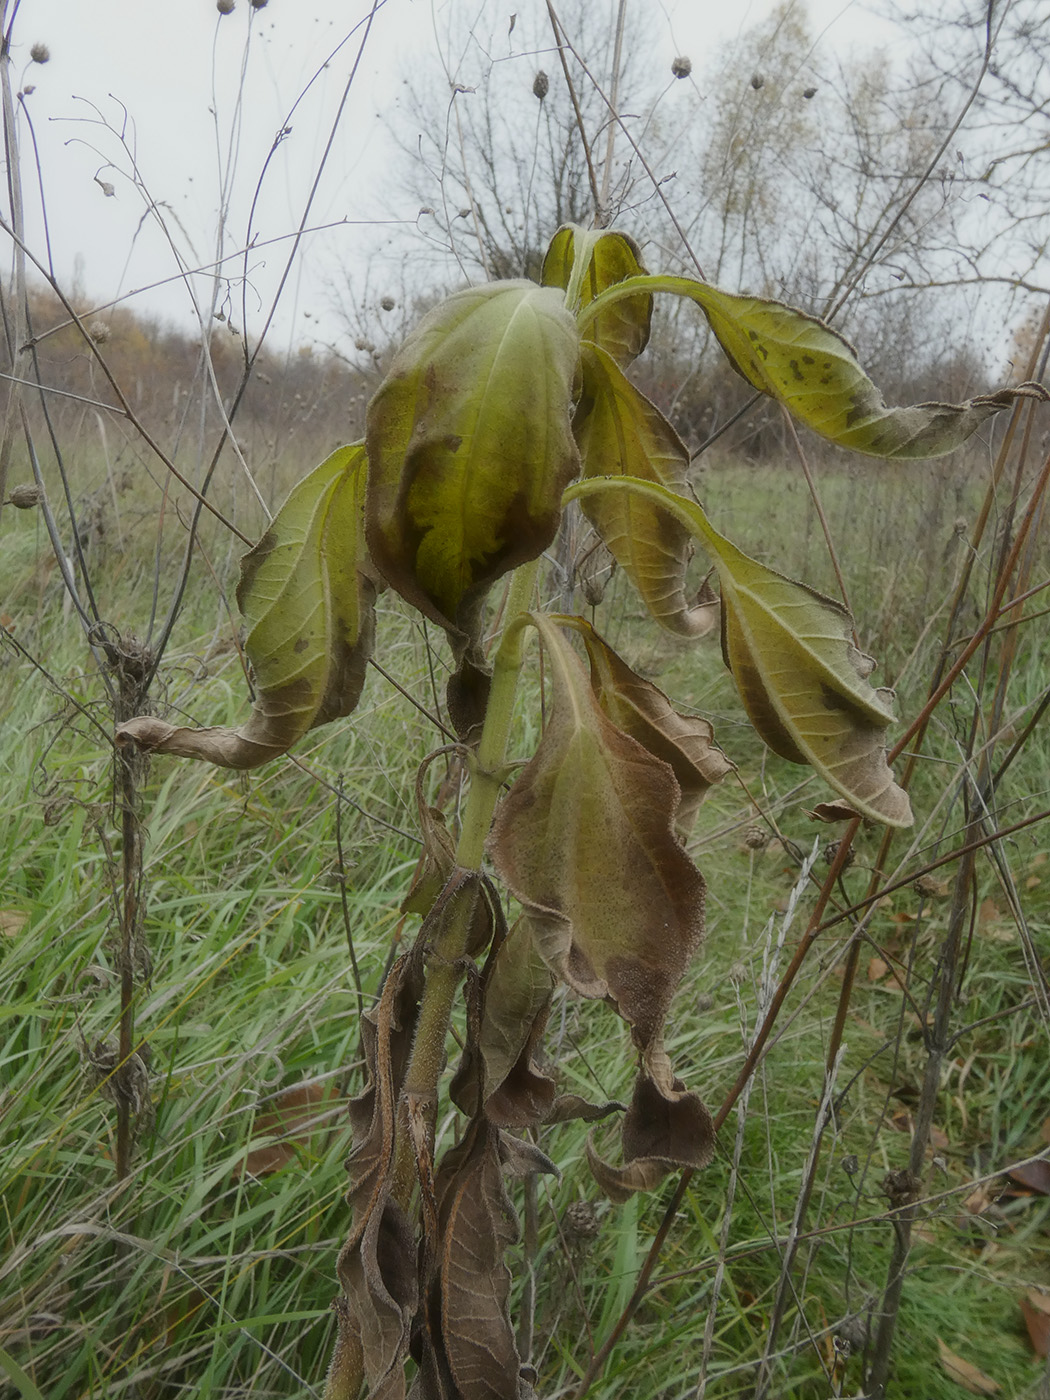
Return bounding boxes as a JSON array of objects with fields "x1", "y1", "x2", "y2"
[{"x1": 2, "y1": 442, "x2": 1049, "y2": 1399}]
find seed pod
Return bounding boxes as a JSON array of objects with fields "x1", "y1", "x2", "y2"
[
  {"x1": 750, "y1": 72, "x2": 764, "y2": 90},
  {"x1": 533, "y1": 69, "x2": 549, "y2": 100},
  {"x1": 823, "y1": 839, "x2": 855, "y2": 869},
  {"x1": 744, "y1": 823, "x2": 769, "y2": 851},
  {"x1": 671, "y1": 55, "x2": 692, "y2": 79},
  {"x1": 217, "y1": 0, "x2": 235, "y2": 12},
  {"x1": 380, "y1": 295, "x2": 396, "y2": 312},
  {"x1": 9, "y1": 483, "x2": 42, "y2": 509},
  {"x1": 30, "y1": 42, "x2": 50, "y2": 63},
  {"x1": 803, "y1": 86, "x2": 817, "y2": 98}
]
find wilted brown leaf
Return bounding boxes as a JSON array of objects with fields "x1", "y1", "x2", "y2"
[
  {"x1": 569, "y1": 617, "x2": 733, "y2": 835},
  {"x1": 587, "y1": 1055, "x2": 715, "y2": 1202},
  {"x1": 0, "y1": 908, "x2": 28, "y2": 937},
  {"x1": 936, "y1": 1338, "x2": 999, "y2": 1395},
  {"x1": 490, "y1": 614, "x2": 706, "y2": 1053},
  {"x1": 336, "y1": 953, "x2": 423, "y2": 1399},
  {"x1": 808, "y1": 800, "x2": 863, "y2": 823},
  {"x1": 477, "y1": 918, "x2": 556, "y2": 1128},
  {"x1": 416, "y1": 1119, "x2": 527, "y2": 1400}
]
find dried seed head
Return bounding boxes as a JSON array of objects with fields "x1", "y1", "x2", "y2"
[
  {"x1": 22, "y1": 84, "x2": 35, "y2": 95},
  {"x1": 744, "y1": 823, "x2": 769, "y2": 850},
  {"x1": 9, "y1": 483, "x2": 42, "y2": 509},
  {"x1": 532, "y1": 69, "x2": 549, "y2": 100},
  {"x1": 217, "y1": 0, "x2": 236, "y2": 12},
  {"x1": 913, "y1": 873, "x2": 945, "y2": 899},
  {"x1": 671, "y1": 55, "x2": 692, "y2": 79},
  {"x1": 563, "y1": 1200, "x2": 601, "y2": 1244},
  {"x1": 750, "y1": 72, "x2": 764, "y2": 90},
  {"x1": 380, "y1": 295, "x2": 396, "y2": 312},
  {"x1": 953, "y1": 516, "x2": 968, "y2": 536},
  {"x1": 30, "y1": 42, "x2": 50, "y2": 64},
  {"x1": 803, "y1": 86, "x2": 817, "y2": 99},
  {"x1": 89, "y1": 319, "x2": 111, "y2": 345},
  {"x1": 250, "y1": 0, "x2": 268, "y2": 7},
  {"x1": 823, "y1": 839, "x2": 855, "y2": 869},
  {"x1": 841, "y1": 1153, "x2": 859, "y2": 1175}
]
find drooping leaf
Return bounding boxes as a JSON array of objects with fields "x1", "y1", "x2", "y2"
[
  {"x1": 365, "y1": 281, "x2": 580, "y2": 646},
  {"x1": 565, "y1": 478, "x2": 912, "y2": 827},
  {"x1": 565, "y1": 616, "x2": 733, "y2": 835},
  {"x1": 337, "y1": 952, "x2": 423, "y2": 1400},
  {"x1": 573, "y1": 342, "x2": 718, "y2": 637},
  {"x1": 579, "y1": 275, "x2": 1049, "y2": 458},
  {"x1": 418, "y1": 1118, "x2": 526, "y2": 1400},
  {"x1": 542, "y1": 224, "x2": 651, "y2": 366},
  {"x1": 116, "y1": 444, "x2": 374, "y2": 768},
  {"x1": 477, "y1": 918, "x2": 556, "y2": 1128},
  {"x1": 489, "y1": 613, "x2": 706, "y2": 1052},
  {"x1": 587, "y1": 1053, "x2": 715, "y2": 1203}
]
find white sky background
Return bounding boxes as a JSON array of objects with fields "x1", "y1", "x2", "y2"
[{"x1": 10, "y1": 0, "x2": 918, "y2": 361}]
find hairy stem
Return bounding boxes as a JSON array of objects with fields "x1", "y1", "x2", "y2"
[{"x1": 395, "y1": 561, "x2": 538, "y2": 1179}]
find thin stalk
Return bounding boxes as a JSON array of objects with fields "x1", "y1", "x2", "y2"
[
  {"x1": 865, "y1": 842, "x2": 977, "y2": 1398},
  {"x1": 394, "y1": 561, "x2": 538, "y2": 1176}
]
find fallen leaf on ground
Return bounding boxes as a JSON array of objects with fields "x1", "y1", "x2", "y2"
[
  {"x1": 0, "y1": 909, "x2": 28, "y2": 936},
  {"x1": 937, "y1": 1337, "x2": 999, "y2": 1394},
  {"x1": 1022, "y1": 1291, "x2": 1050, "y2": 1358},
  {"x1": 238, "y1": 1081, "x2": 339, "y2": 1177},
  {"x1": 1004, "y1": 1159, "x2": 1050, "y2": 1197},
  {"x1": 965, "y1": 1186, "x2": 994, "y2": 1215},
  {"x1": 978, "y1": 898, "x2": 1004, "y2": 928}
]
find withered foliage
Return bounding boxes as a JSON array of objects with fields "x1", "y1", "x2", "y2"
[{"x1": 109, "y1": 224, "x2": 1039, "y2": 1397}]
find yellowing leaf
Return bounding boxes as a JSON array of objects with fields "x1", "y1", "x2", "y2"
[
  {"x1": 365, "y1": 281, "x2": 580, "y2": 639},
  {"x1": 542, "y1": 224, "x2": 651, "y2": 365},
  {"x1": 116, "y1": 445, "x2": 374, "y2": 768},
  {"x1": 580, "y1": 274, "x2": 1048, "y2": 458},
  {"x1": 937, "y1": 1338, "x2": 1000, "y2": 1395},
  {"x1": 566, "y1": 477, "x2": 912, "y2": 826},
  {"x1": 489, "y1": 614, "x2": 706, "y2": 1050},
  {"x1": 574, "y1": 342, "x2": 718, "y2": 637}
]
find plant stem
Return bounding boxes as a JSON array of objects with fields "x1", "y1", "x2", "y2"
[{"x1": 395, "y1": 561, "x2": 538, "y2": 1180}]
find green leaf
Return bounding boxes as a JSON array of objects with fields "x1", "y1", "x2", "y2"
[
  {"x1": 566, "y1": 477, "x2": 913, "y2": 827},
  {"x1": 579, "y1": 275, "x2": 1049, "y2": 458},
  {"x1": 0, "y1": 1348, "x2": 47, "y2": 1400},
  {"x1": 542, "y1": 224, "x2": 652, "y2": 366},
  {"x1": 365, "y1": 281, "x2": 580, "y2": 639},
  {"x1": 115, "y1": 444, "x2": 375, "y2": 768},
  {"x1": 574, "y1": 341, "x2": 718, "y2": 636},
  {"x1": 489, "y1": 613, "x2": 707, "y2": 1050}
]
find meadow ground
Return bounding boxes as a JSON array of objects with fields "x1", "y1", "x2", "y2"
[{"x1": 2, "y1": 446, "x2": 1049, "y2": 1398}]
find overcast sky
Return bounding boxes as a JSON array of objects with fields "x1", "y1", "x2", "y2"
[{"x1": 11, "y1": 0, "x2": 904, "y2": 357}]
